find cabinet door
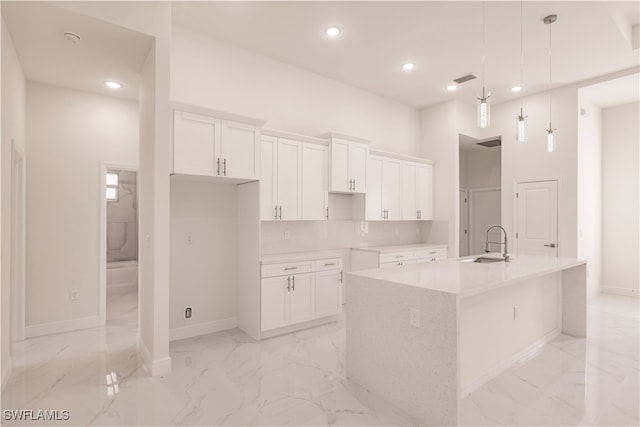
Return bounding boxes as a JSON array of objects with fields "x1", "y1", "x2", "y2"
[
  {"x1": 301, "y1": 143, "x2": 328, "y2": 220},
  {"x1": 260, "y1": 136, "x2": 278, "y2": 220},
  {"x1": 330, "y1": 140, "x2": 350, "y2": 192},
  {"x1": 401, "y1": 161, "x2": 418, "y2": 220},
  {"x1": 219, "y1": 120, "x2": 259, "y2": 179},
  {"x1": 276, "y1": 138, "x2": 302, "y2": 220},
  {"x1": 350, "y1": 142, "x2": 368, "y2": 194},
  {"x1": 289, "y1": 273, "x2": 315, "y2": 324},
  {"x1": 416, "y1": 163, "x2": 433, "y2": 220},
  {"x1": 315, "y1": 269, "x2": 341, "y2": 318},
  {"x1": 366, "y1": 156, "x2": 384, "y2": 220},
  {"x1": 383, "y1": 158, "x2": 402, "y2": 220},
  {"x1": 261, "y1": 277, "x2": 289, "y2": 331},
  {"x1": 173, "y1": 110, "x2": 217, "y2": 176}
]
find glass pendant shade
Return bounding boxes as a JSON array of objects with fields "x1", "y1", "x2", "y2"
[
  {"x1": 477, "y1": 92, "x2": 491, "y2": 128},
  {"x1": 546, "y1": 128, "x2": 556, "y2": 152},
  {"x1": 516, "y1": 109, "x2": 527, "y2": 142}
]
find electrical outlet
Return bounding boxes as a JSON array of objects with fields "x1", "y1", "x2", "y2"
[
  {"x1": 284, "y1": 230, "x2": 291, "y2": 240},
  {"x1": 69, "y1": 289, "x2": 80, "y2": 301},
  {"x1": 185, "y1": 232, "x2": 193, "y2": 245},
  {"x1": 410, "y1": 308, "x2": 421, "y2": 328},
  {"x1": 184, "y1": 306, "x2": 192, "y2": 320}
]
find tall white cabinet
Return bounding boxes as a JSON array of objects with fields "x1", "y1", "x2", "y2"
[
  {"x1": 366, "y1": 155, "x2": 402, "y2": 220},
  {"x1": 327, "y1": 136, "x2": 369, "y2": 194},
  {"x1": 402, "y1": 161, "x2": 434, "y2": 220}
]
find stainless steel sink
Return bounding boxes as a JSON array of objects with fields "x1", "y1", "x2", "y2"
[{"x1": 459, "y1": 257, "x2": 505, "y2": 264}]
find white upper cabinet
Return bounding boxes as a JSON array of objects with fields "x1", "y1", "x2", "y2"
[
  {"x1": 172, "y1": 109, "x2": 259, "y2": 180},
  {"x1": 260, "y1": 135, "x2": 278, "y2": 220},
  {"x1": 366, "y1": 155, "x2": 401, "y2": 220},
  {"x1": 401, "y1": 162, "x2": 418, "y2": 220},
  {"x1": 173, "y1": 110, "x2": 217, "y2": 176},
  {"x1": 219, "y1": 120, "x2": 260, "y2": 179},
  {"x1": 416, "y1": 163, "x2": 433, "y2": 220},
  {"x1": 277, "y1": 138, "x2": 302, "y2": 221},
  {"x1": 301, "y1": 143, "x2": 329, "y2": 220},
  {"x1": 329, "y1": 138, "x2": 368, "y2": 194}
]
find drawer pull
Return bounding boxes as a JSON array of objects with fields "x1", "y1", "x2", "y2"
[
  {"x1": 429, "y1": 251, "x2": 437, "y2": 254},
  {"x1": 324, "y1": 262, "x2": 337, "y2": 266},
  {"x1": 284, "y1": 267, "x2": 298, "y2": 271},
  {"x1": 395, "y1": 255, "x2": 404, "y2": 259}
]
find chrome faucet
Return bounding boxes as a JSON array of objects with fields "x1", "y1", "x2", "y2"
[{"x1": 485, "y1": 225, "x2": 510, "y2": 262}]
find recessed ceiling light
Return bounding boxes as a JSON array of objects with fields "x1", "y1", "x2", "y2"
[
  {"x1": 402, "y1": 63, "x2": 415, "y2": 71},
  {"x1": 325, "y1": 27, "x2": 341, "y2": 37},
  {"x1": 104, "y1": 81, "x2": 122, "y2": 90},
  {"x1": 447, "y1": 84, "x2": 457, "y2": 92},
  {"x1": 512, "y1": 86, "x2": 523, "y2": 92}
]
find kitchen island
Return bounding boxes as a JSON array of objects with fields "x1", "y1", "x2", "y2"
[{"x1": 346, "y1": 254, "x2": 586, "y2": 426}]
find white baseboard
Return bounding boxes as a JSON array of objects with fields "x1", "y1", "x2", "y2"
[
  {"x1": 25, "y1": 315, "x2": 101, "y2": 338},
  {"x1": 601, "y1": 287, "x2": 639, "y2": 298},
  {"x1": 170, "y1": 317, "x2": 237, "y2": 342},
  {"x1": 2, "y1": 355, "x2": 12, "y2": 390},
  {"x1": 460, "y1": 327, "x2": 561, "y2": 398},
  {"x1": 137, "y1": 337, "x2": 172, "y2": 377}
]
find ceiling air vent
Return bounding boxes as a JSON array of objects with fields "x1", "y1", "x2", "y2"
[
  {"x1": 476, "y1": 137, "x2": 502, "y2": 148},
  {"x1": 453, "y1": 74, "x2": 477, "y2": 84}
]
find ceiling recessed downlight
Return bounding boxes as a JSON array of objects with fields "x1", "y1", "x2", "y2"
[
  {"x1": 402, "y1": 63, "x2": 415, "y2": 71},
  {"x1": 447, "y1": 84, "x2": 457, "y2": 92},
  {"x1": 511, "y1": 86, "x2": 523, "y2": 92},
  {"x1": 325, "y1": 27, "x2": 341, "y2": 37},
  {"x1": 104, "y1": 81, "x2": 122, "y2": 90}
]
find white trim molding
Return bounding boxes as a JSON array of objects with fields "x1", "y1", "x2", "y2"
[
  {"x1": 170, "y1": 317, "x2": 237, "y2": 342},
  {"x1": 601, "y1": 287, "x2": 639, "y2": 298},
  {"x1": 25, "y1": 315, "x2": 101, "y2": 338},
  {"x1": 137, "y1": 337, "x2": 172, "y2": 377}
]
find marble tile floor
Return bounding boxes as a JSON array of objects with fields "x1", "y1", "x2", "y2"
[{"x1": 2, "y1": 293, "x2": 638, "y2": 426}]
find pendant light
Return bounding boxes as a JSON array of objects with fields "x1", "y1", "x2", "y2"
[
  {"x1": 516, "y1": 0, "x2": 527, "y2": 142},
  {"x1": 544, "y1": 14, "x2": 558, "y2": 152},
  {"x1": 477, "y1": 1, "x2": 491, "y2": 129}
]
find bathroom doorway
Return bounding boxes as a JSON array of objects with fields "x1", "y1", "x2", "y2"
[{"x1": 100, "y1": 165, "x2": 138, "y2": 326}]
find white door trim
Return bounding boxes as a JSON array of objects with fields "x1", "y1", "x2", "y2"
[
  {"x1": 513, "y1": 177, "x2": 560, "y2": 255},
  {"x1": 469, "y1": 187, "x2": 501, "y2": 255},
  {"x1": 11, "y1": 140, "x2": 26, "y2": 343},
  {"x1": 100, "y1": 163, "x2": 137, "y2": 325}
]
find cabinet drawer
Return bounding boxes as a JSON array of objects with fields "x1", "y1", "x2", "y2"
[
  {"x1": 261, "y1": 260, "x2": 314, "y2": 278},
  {"x1": 314, "y1": 258, "x2": 342, "y2": 272},
  {"x1": 380, "y1": 259, "x2": 416, "y2": 268},
  {"x1": 415, "y1": 248, "x2": 447, "y2": 259},
  {"x1": 380, "y1": 251, "x2": 414, "y2": 263}
]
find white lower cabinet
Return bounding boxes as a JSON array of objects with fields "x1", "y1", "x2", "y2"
[
  {"x1": 351, "y1": 245, "x2": 448, "y2": 271},
  {"x1": 261, "y1": 257, "x2": 342, "y2": 333}
]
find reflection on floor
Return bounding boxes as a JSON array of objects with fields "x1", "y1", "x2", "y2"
[{"x1": 2, "y1": 293, "x2": 638, "y2": 426}]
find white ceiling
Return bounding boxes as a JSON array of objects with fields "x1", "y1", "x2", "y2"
[
  {"x1": 2, "y1": 1, "x2": 154, "y2": 101},
  {"x1": 579, "y1": 73, "x2": 640, "y2": 108},
  {"x1": 172, "y1": 1, "x2": 640, "y2": 109}
]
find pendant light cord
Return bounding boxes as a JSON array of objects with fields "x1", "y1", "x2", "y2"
[
  {"x1": 520, "y1": 0, "x2": 524, "y2": 111},
  {"x1": 482, "y1": 1, "x2": 486, "y2": 93},
  {"x1": 549, "y1": 16, "x2": 553, "y2": 128}
]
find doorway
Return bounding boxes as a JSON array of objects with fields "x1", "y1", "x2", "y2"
[
  {"x1": 515, "y1": 179, "x2": 558, "y2": 256},
  {"x1": 101, "y1": 166, "x2": 138, "y2": 326}
]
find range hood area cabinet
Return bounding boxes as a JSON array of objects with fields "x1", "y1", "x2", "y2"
[
  {"x1": 172, "y1": 108, "x2": 261, "y2": 180},
  {"x1": 327, "y1": 136, "x2": 369, "y2": 194},
  {"x1": 259, "y1": 134, "x2": 329, "y2": 221}
]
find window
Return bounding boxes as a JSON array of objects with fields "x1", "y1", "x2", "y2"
[{"x1": 106, "y1": 172, "x2": 119, "y2": 201}]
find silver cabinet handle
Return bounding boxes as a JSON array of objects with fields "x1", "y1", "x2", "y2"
[
  {"x1": 292, "y1": 275, "x2": 295, "y2": 291},
  {"x1": 274, "y1": 206, "x2": 279, "y2": 219},
  {"x1": 395, "y1": 255, "x2": 404, "y2": 259},
  {"x1": 544, "y1": 243, "x2": 557, "y2": 248},
  {"x1": 217, "y1": 158, "x2": 221, "y2": 175},
  {"x1": 429, "y1": 251, "x2": 437, "y2": 254},
  {"x1": 353, "y1": 179, "x2": 356, "y2": 192},
  {"x1": 278, "y1": 205, "x2": 282, "y2": 220},
  {"x1": 284, "y1": 267, "x2": 297, "y2": 271},
  {"x1": 325, "y1": 207, "x2": 329, "y2": 219},
  {"x1": 340, "y1": 270, "x2": 343, "y2": 283},
  {"x1": 287, "y1": 276, "x2": 291, "y2": 292},
  {"x1": 324, "y1": 262, "x2": 337, "y2": 266},
  {"x1": 223, "y1": 158, "x2": 227, "y2": 176},
  {"x1": 396, "y1": 261, "x2": 403, "y2": 266}
]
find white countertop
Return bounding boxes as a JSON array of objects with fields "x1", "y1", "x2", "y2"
[
  {"x1": 261, "y1": 249, "x2": 345, "y2": 265},
  {"x1": 351, "y1": 243, "x2": 448, "y2": 253},
  {"x1": 348, "y1": 254, "x2": 586, "y2": 298}
]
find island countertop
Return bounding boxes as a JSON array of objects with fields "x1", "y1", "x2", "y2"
[{"x1": 348, "y1": 254, "x2": 585, "y2": 298}]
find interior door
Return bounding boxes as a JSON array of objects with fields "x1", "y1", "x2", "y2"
[
  {"x1": 459, "y1": 189, "x2": 469, "y2": 257},
  {"x1": 261, "y1": 276, "x2": 289, "y2": 331},
  {"x1": 383, "y1": 158, "x2": 402, "y2": 220},
  {"x1": 350, "y1": 142, "x2": 368, "y2": 193},
  {"x1": 366, "y1": 156, "x2": 384, "y2": 220},
  {"x1": 516, "y1": 180, "x2": 558, "y2": 256},
  {"x1": 470, "y1": 189, "x2": 501, "y2": 255},
  {"x1": 276, "y1": 138, "x2": 302, "y2": 220},
  {"x1": 401, "y1": 162, "x2": 417, "y2": 220},
  {"x1": 289, "y1": 273, "x2": 315, "y2": 324},
  {"x1": 172, "y1": 110, "x2": 216, "y2": 176},
  {"x1": 301, "y1": 143, "x2": 328, "y2": 220},
  {"x1": 219, "y1": 120, "x2": 258, "y2": 179},
  {"x1": 260, "y1": 136, "x2": 277, "y2": 220}
]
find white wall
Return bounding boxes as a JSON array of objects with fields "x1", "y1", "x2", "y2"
[
  {"x1": 577, "y1": 98, "x2": 602, "y2": 297},
  {"x1": 171, "y1": 26, "x2": 421, "y2": 157},
  {"x1": 601, "y1": 102, "x2": 639, "y2": 296},
  {"x1": 24, "y1": 83, "x2": 138, "y2": 331},
  {"x1": 1, "y1": 17, "x2": 26, "y2": 388},
  {"x1": 170, "y1": 180, "x2": 238, "y2": 335}
]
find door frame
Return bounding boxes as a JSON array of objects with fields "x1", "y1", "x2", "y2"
[
  {"x1": 99, "y1": 163, "x2": 138, "y2": 325},
  {"x1": 468, "y1": 187, "x2": 501, "y2": 255},
  {"x1": 513, "y1": 177, "x2": 560, "y2": 255},
  {"x1": 11, "y1": 140, "x2": 26, "y2": 343}
]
